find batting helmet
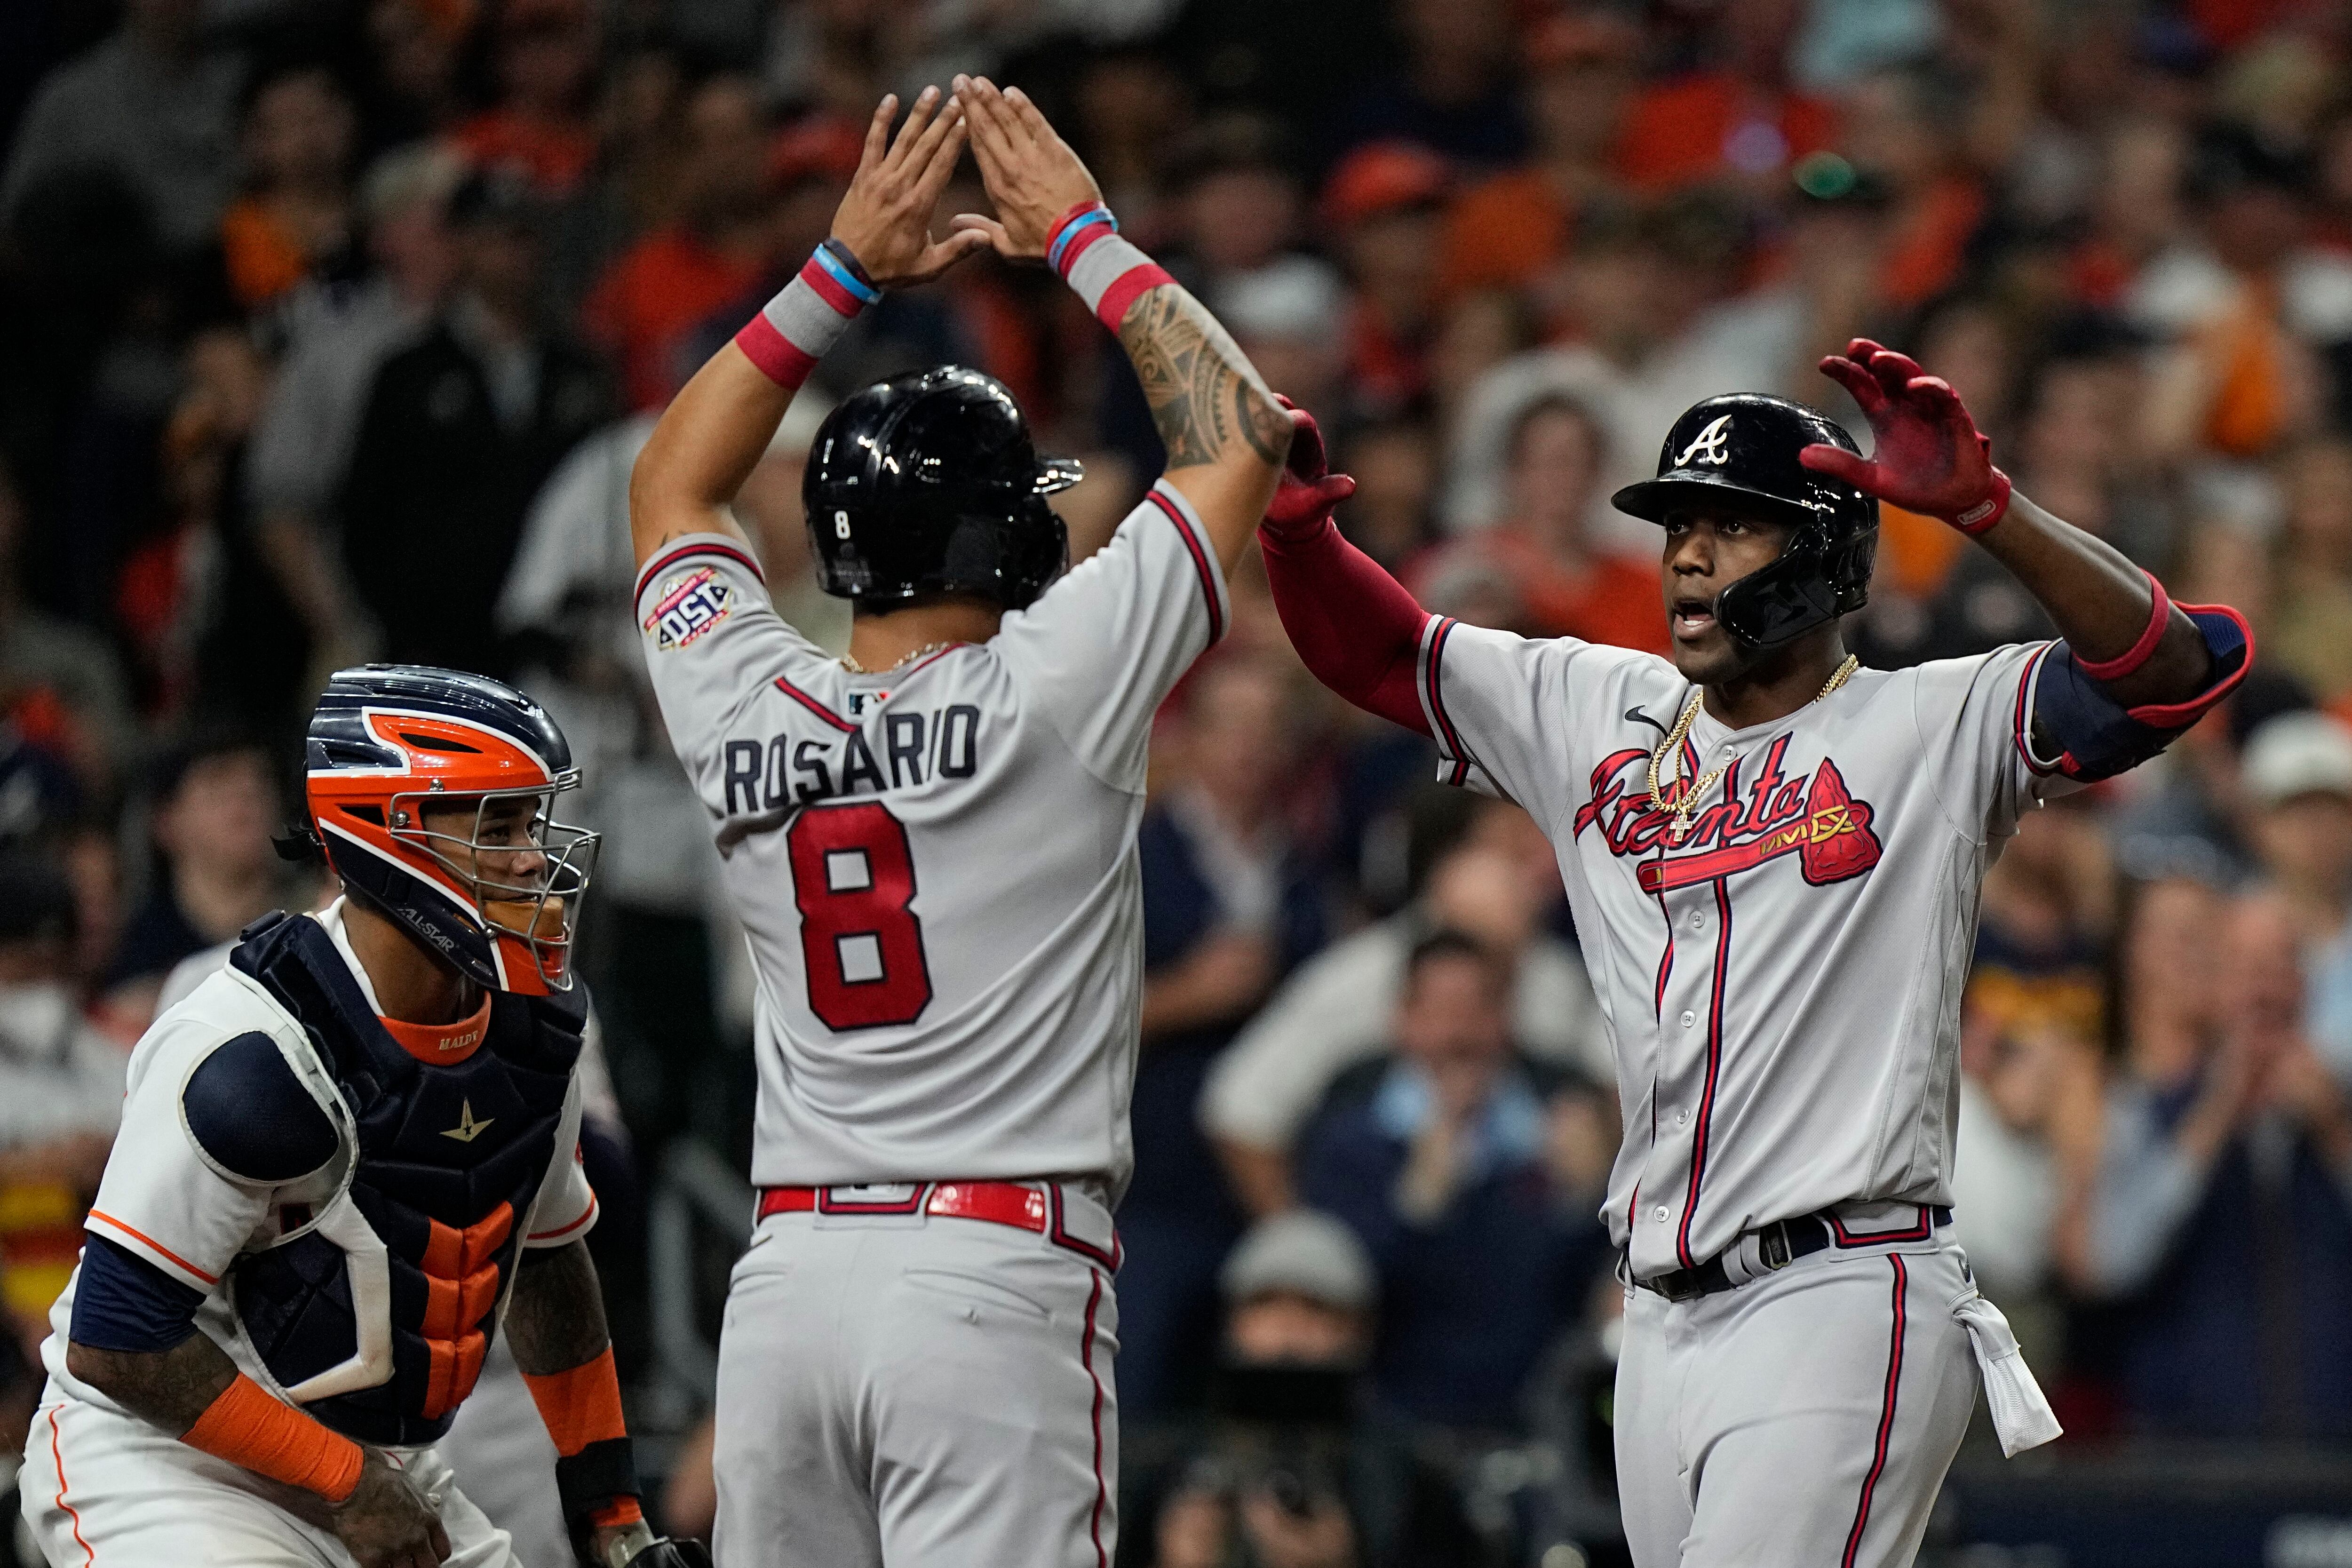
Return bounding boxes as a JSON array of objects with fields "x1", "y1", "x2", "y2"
[
  {"x1": 803, "y1": 366, "x2": 1079, "y2": 611},
  {"x1": 304, "y1": 666, "x2": 597, "y2": 996},
  {"x1": 1612, "y1": 393, "x2": 1877, "y2": 650}
]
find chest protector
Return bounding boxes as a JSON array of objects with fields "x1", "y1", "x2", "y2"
[{"x1": 226, "y1": 913, "x2": 584, "y2": 1447}]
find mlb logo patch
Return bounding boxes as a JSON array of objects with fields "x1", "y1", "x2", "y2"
[{"x1": 645, "y1": 567, "x2": 733, "y2": 651}]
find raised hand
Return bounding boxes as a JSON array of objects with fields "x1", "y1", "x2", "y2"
[
  {"x1": 946, "y1": 74, "x2": 1103, "y2": 261},
  {"x1": 1801, "y1": 337, "x2": 2009, "y2": 530},
  {"x1": 1261, "y1": 397, "x2": 1356, "y2": 538},
  {"x1": 829, "y1": 88, "x2": 990, "y2": 289}
]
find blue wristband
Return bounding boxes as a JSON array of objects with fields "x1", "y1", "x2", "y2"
[
  {"x1": 812, "y1": 242, "x2": 883, "y2": 305},
  {"x1": 1047, "y1": 207, "x2": 1117, "y2": 273}
]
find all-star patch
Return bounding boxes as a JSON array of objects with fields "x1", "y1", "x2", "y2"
[{"x1": 644, "y1": 566, "x2": 733, "y2": 651}]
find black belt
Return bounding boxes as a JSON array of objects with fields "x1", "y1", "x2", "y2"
[{"x1": 1633, "y1": 1205, "x2": 1952, "y2": 1302}]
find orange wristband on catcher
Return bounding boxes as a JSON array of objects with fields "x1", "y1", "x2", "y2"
[
  {"x1": 180, "y1": 1374, "x2": 364, "y2": 1504},
  {"x1": 524, "y1": 1346, "x2": 644, "y2": 1534}
]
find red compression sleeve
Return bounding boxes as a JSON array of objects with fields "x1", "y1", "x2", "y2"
[{"x1": 1258, "y1": 518, "x2": 1431, "y2": 735}]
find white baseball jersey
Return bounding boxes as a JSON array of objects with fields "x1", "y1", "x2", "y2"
[
  {"x1": 43, "y1": 900, "x2": 596, "y2": 1416},
  {"x1": 1414, "y1": 619, "x2": 2071, "y2": 1280},
  {"x1": 635, "y1": 480, "x2": 1227, "y2": 1194}
]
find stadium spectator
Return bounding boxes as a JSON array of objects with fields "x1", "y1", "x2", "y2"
[
  {"x1": 1126, "y1": 1210, "x2": 1483, "y2": 1568},
  {"x1": 0, "y1": 855, "x2": 123, "y2": 1361},
  {"x1": 97, "y1": 733, "x2": 281, "y2": 1031},
  {"x1": 1206, "y1": 834, "x2": 1603, "y2": 1218},
  {"x1": 340, "y1": 166, "x2": 615, "y2": 677},
  {"x1": 1411, "y1": 392, "x2": 1665, "y2": 651},
  {"x1": 451, "y1": 0, "x2": 602, "y2": 197},
  {"x1": 1615, "y1": 0, "x2": 1836, "y2": 194},
  {"x1": 1322, "y1": 142, "x2": 1451, "y2": 418},
  {"x1": 2238, "y1": 713, "x2": 2352, "y2": 1080},
  {"x1": 245, "y1": 141, "x2": 462, "y2": 687},
  {"x1": 0, "y1": 457, "x2": 134, "y2": 792},
  {"x1": 585, "y1": 72, "x2": 777, "y2": 411},
  {"x1": 1332, "y1": 420, "x2": 1437, "y2": 572},
  {"x1": 1296, "y1": 931, "x2": 1611, "y2": 1434},
  {"x1": 1437, "y1": 11, "x2": 1640, "y2": 308},
  {"x1": 218, "y1": 62, "x2": 360, "y2": 319},
  {"x1": 1, "y1": 0, "x2": 242, "y2": 253},
  {"x1": 1328, "y1": 0, "x2": 1525, "y2": 169},
  {"x1": 2082, "y1": 890, "x2": 2352, "y2": 1439},
  {"x1": 1128, "y1": 654, "x2": 1329, "y2": 1417}
]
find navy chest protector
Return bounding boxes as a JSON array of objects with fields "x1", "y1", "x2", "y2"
[{"x1": 226, "y1": 913, "x2": 584, "y2": 1447}]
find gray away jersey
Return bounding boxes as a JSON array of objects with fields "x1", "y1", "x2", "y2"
[
  {"x1": 636, "y1": 482, "x2": 1227, "y2": 1195},
  {"x1": 1415, "y1": 618, "x2": 2074, "y2": 1279}
]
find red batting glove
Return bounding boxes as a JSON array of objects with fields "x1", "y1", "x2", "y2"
[
  {"x1": 1801, "y1": 338, "x2": 2012, "y2": 535},
  {"x1": 1261, "y1": 395, "x2": 1357, "y2": 539}
]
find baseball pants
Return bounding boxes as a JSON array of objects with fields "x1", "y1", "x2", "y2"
[
  {"x1": 710, "y1": 1187, "x2": 1120, "y2": 1568},
  {"x1": 23, "y1": 1386, "x2": 520, "y2": 1568},
  {"x1": 1615, "y1": 1234, "x2": 1986, "y2": 1568}
]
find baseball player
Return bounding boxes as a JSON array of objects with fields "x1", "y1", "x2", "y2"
[
  {"x1": 21, "y1": 666, "x2": 704, "y2": 1568},
  {"x1": 626, "y1": 79, "x2": 1290, "y2": 1567},
  {"x1": 1256, "y1": 345, "x2": 2250, "y2": 1567}
]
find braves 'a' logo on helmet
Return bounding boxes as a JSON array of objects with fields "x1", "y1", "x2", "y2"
[
  {"x1": 1674, "y1": 414, "x2": 1735, "y2": 468},
  {"x1": 305, "y1": 666, "x2": 598, "y2": 995}
]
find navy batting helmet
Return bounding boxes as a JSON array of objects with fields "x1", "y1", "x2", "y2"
[
  {"x1": 305, "y1": 666, "x2": 597, "y2": 995},
  {"x1": 1612, "y1": 393, "x2": 1877, "y2": 650},
  {"x1": 803, "y1": 366, "x2": 1078, "y2": 612}
]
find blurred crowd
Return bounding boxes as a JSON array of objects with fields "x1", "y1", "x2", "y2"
[{"x1": 8, "y1": 0, "x2": 2352, "y2": 1560}]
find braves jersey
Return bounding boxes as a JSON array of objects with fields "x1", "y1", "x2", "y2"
[
  {"x1": 1415, "y1": 621, "x2": 2074, "y2": 1279},
  {"x1": 636, "y1": 481, "x2": 1227, "y2": 1194},
  {"x1": 44, "y1": 900, "x2": 596, "y2": 1439}
]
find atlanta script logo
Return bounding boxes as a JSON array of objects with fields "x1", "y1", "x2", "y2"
[{"x1": 1571, "y1": 734, "x2": 1882, "y2": 892}]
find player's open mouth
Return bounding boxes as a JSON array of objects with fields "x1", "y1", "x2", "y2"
[{"x1": 1671, "y1": 597, "x2": 1717, "y2": 639}]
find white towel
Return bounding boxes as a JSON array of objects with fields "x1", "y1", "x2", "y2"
[{"x1": 1951, "y1": 1290, "x2": 2064, "y2": 1456}]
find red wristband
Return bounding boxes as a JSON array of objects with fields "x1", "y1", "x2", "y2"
[
  {"x1": 2074, "y1": 570, "x2": 2173, "y2": 681},
  {"x1": 1949, "y1": 466, "x2": 2012, "y2": 536}
]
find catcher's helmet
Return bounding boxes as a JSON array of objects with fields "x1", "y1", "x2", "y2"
[
  {"x1": 305, "y1": 666, "x2": 597, "y2": 995},
  {"x1": 804, "y1": 366, "x2": 1079, "y2": 611},
  {"x1": 1612, "y1": 393, "x2": 1877, "y2": 650}
]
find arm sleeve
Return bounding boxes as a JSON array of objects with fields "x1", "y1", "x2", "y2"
[
  {"x1": 85, "y1": 1032, "x2": 277, "y2": 1294},
  {"x1": 69, "y1": 1234, "x2": 206, "y2": 1353},
  {"x1": 635, "y1": 532, "x2": 835, "y2": 772},
  {"x1": 522, "y1": 1075, "x2": 597, "y2": 1248},
  {"x1": 1258, "y1": 517, "x2": 1430, "y2": 734},
  {"x1": 991, "y1": 480, "x2": 1230, "y2": 789}
]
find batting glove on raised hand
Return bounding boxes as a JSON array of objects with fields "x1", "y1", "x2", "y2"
[
  {"x1": 1802, "y1": 337, "x2": 2012, "y2": 535},
  {"x1": 1260, "y1": 395, "x2": 1357, "y2": 540}
]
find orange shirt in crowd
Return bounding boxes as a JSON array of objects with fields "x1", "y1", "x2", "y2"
[
  {"x1": 587, "y1": 229, "x2": 766, "y2": 410},
  {"x1": 453, "y1": 110, "x2": 597, "y2": 196},
  {"x1": 1421, "y1": 530, "x2": 1672, "y2": 654},
  {"x1": 219, "y1": 199, "x2": 317, "y2": 309},
  {"x1": 1437, "y1": 168, "x2": 1574, "y2": 302},
  {"x1": 1880, "y1": 177, "x2": 1987, "y2": 310},
  {"x1": 1615, "y1": 72, "x2": 1838, "y2": 192}
]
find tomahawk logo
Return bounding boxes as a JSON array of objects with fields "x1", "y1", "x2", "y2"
[{"x1": 1675, "y1": 414, "x2": 1734, "y2": 467}]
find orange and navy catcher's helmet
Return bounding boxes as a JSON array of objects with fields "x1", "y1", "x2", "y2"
[{"x1": 304, "y1": 666, "x2": 597, "y2": 995}]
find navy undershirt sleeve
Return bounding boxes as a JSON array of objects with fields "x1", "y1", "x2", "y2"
[{"x1": 68, "y1": 1233, "x2": 206, "y2": 1353}]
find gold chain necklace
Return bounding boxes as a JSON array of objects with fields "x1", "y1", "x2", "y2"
[
  {"x1": 841, "y1": 641, "x2": 954, "y2": 675},
  {"x1": 1648, "y1": 655, "x2": 1860, "y2": 842}
]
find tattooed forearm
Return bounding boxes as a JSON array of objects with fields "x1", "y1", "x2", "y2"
[
  {"x1": 504, "y1": 1239, "x2": 612, "y2": 1375},
  {"x1": 1116, "y1": 286, "x2": 1292, "y2": 471},
  {"x1": 67, "y1": 1333, "x2": 239, "y2": 1434}
]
